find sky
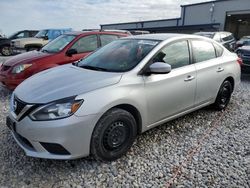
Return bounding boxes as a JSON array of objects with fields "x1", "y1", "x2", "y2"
[{"x1": 0, "y1": 0, "x2": 211, "y2": 36}]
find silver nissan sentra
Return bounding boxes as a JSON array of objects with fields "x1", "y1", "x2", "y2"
[{"x1": 7, "y1": 34, "x2": 241, "y2": 161}]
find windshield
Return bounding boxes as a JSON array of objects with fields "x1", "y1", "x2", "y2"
[
  {"x1": 35, "y1": 30, "x2": 48, "y2": 38},
  {"x1": 77, "y1": 39, "x2": 159, "y2": 72},
  {"x1": 41, "y1": 35, "x2": 75, "y2": 53}
]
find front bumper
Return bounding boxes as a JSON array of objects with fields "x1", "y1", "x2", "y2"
[
  {"x1": 7, "y1": 112, "x2": 99, "y2": 160},
  {"x1": 0, "y1": 74, "x2": 23, "y2": 90}
]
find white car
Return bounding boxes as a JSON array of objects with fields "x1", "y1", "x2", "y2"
[{"x1": 7, "y1": 34, "x2": 241, "y2": 161}]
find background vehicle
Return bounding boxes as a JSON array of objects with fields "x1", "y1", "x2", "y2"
[
  {"x1": 194, "y1": 31, "x2": 236, "y2": 51},
  {"x1": 235, "y1": 37, "x2": 250, "y2": 72},
  {"x1": 11, "y1": 28, "x2": 72, "y2": 52},
  {"x1": 7, "y1": 34, "x2": 241, "y2": 161},
  {"x1": 0, "y1": 31, "x2": 129, "y2": 89},
  {"x1": 235, "y1": 36, "x2": 250, "y2": 49},
  {"x1": 0, "y1": 30, "x2": 38, "y2": 56}
]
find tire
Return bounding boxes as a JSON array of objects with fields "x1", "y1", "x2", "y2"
[
  {"x1": 213, "y1": 80, "x2": 233, "y2": 110},
  {"x1": 91, "y1": 108, "x2": 137, "y2": 161},
  {"x1": 0, "y1": 46, "x2": 12, "y2": 56}
]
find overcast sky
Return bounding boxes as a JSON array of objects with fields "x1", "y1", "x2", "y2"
[{"x1": 0, "y1": 0, "x2": 211, "y2": 35}]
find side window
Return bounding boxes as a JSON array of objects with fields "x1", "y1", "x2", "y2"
[
  {"x1": 70, "y1": 35, "x2": 98, "y2": 53},
  {"x1": 16, "y1": 32, "x2": 25, "y2": 38},
  {"x1": 100, "y1": 35, "x2": 119, "y2": 46},
  {"x1": 192, "y1": 40, "x2": 216, "y2": 63},
  {"x1": 213, "y1": 43, "x2": 224, "y2": 57},
  {"x1": 152, "y1": 41, "x2": 190, "y2": 69}
]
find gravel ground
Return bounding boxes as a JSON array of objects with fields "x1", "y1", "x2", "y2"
[{"x1": 0, "y1": 56, "x2": 249, "y2": 187}]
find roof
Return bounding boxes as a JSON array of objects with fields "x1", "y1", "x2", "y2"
[
  {"x1": 64, "y1": 30, "x2": 129, "y2": 36},
  {"x1": 181, "y1": 0, "x2": 233, "y2": 7},
  {"x1": 125, "y1": 33, "x2": 195, "y2": 41}
]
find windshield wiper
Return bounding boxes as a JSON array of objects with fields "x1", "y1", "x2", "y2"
[{"x1": 81, "y1": 65, "x2": 108, "y2": 71}]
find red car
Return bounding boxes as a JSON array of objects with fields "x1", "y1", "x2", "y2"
[{"x1": 0, "y1": 31, "x2": 129, "y2": 90}]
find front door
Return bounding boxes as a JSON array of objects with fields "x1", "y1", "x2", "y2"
[{"x1": 143, "y1": 40, "x2": 197, "y2": 126}]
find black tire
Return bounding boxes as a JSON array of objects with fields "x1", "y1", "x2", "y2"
[
  {"x1": 91, "y1": 108, "x2": 137, "y2": 161},
  {"x1": 213, "y1": 80, "x2": 233, "y2": 110},
  {"x1": 0, "y1": 46, "x2": 12, "y2": 56}
]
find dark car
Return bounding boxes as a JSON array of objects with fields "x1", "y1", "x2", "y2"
[
  {"x1": 235, "y1": 37, "x2": 250, "y2": 72},
  {"x1": 0, "y1": 31, "x2": 129, "y2": 89},
  {"x1": 235, "y1": 36, "x2": 250, "y2": 49},
  {"x1": 0, "y1": 30, "x2": 38, "y2": 56},
  {"x1": 194, "y1": 31, "x2": 236, "y2": 51}
]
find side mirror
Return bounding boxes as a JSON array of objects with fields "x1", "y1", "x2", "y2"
[
  {"x1": 66, "y1": 49, "x2": 77, "y2": 57},
  {"x1": 148, "y1": 62, "x2": 171, "y2": 74}
]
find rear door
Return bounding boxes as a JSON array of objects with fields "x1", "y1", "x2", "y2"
[
  {"x1": 191, "y1": 40, "x2": 225, "y2": 106},
  {"x1": 144, "y1": 40, "x2": 196, "y2": 125}
]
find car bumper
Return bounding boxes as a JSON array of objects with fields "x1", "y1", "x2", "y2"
[
  {"x1": 7, "y1": 112, "x2": 99, "y2": 160},
  {"x1": 0, "y1": 74, "x2": 23, "y2": 90}
]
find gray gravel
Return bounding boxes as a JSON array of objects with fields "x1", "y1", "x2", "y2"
[{"x1": 0, "y1": 56, "x2": 249, "y2": 187}]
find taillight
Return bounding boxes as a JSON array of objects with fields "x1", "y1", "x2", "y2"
[{"x1": 237, "y1": 58, "x2": 243, "y2": 65}]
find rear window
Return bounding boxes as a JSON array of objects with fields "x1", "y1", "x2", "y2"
[
  {"x1": 221, "y1": 33, "x2": 234, "y2": 41},
  {"x1": 192, "y1": 40, "x2": 216, "y2": 63}
]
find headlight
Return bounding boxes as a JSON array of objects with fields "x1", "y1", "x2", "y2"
[
  {"x1": 12, "y1": 64, "x2": 32, "y2": 74},
  {"x1": 30, "y1": 97, "x2": 83, "y2": 121}
]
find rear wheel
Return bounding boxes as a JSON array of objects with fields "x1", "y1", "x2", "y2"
[
  {"x1": 213, "y1": 80, "x2": 232, "y2": 110},
  {"x1": 91, "y1": 108, "x2": 137, "y2": 161},
  {"x1": 0, "y1": 46, "x2": 12, "y2": 56}
]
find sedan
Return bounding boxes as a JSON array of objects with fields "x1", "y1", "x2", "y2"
[{"x1": 7, "y1": 34, "x2": 241, "y2": 161}]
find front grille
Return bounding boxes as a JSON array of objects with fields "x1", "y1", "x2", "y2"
[
  {"x1": 14, "y1": 97, "x2": 26, "y2": 115},
  {"x1": 242, "y1": 50, "x2": 250, "y2": 57},
  {"x1": 1, "y1": 65, "x2": 11, "y2": 71}
]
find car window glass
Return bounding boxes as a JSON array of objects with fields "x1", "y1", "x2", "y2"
[
  {"x1": 71, "y1": 35, "x2": 98, "y2": 53},
  {"x1": 16, "y1": 32, "x2": 25, "y2": 38},
  {"x1": 192, "y1": 40, "x2": 216, "y2": 63},
  {"x1": 78, "y1": 39, "x2": 159, "y2": 72},
  {"x1": 152, "y1": 41, "x2": 190, "y2": 69},
  {"x1": 100, "y1": 35, "x2": 119, "y2": 46},
  {"x1": 221, "y1": 33, "x2": 234, "y2": 41},
  {"x1": 41, "y1": 35, "x2": 76, "y2": 53},
  {"x1": 213, "y1": 43, "x2": 224, "y2": 57}
]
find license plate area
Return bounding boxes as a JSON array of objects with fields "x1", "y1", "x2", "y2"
[{"x1": 6, "y1": 116, "x2": 16, "y2": 132}]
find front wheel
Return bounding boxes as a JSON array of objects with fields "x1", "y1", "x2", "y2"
[
  {"x1": 0, "y1": 46, "x2": 12, "y2": 56},
  {"x1": 213, "y1": 80, "x2": 232, "y2": 110},
  {"x1": 91, "y1": 108, "x2": 137, "y2": 161}
]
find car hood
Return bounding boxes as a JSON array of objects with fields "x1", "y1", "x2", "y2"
[
  {"x1": 14, "y1": 64, "x2": 123, "y2": 104},
  {"x1": 3, "y1": 51, "x2": 51, "y2": 66}
]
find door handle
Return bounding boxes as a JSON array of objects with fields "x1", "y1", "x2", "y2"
[
  {"x1": 184, "y1": 75, "x2": 195, "y2": 82},
  {"x1": 217, "y1": 67, "x2": 224, "y2": 72}
]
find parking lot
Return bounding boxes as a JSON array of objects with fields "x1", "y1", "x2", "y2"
[{"x1": 0, "y1": 56, "x2": 249, "y2": 187}]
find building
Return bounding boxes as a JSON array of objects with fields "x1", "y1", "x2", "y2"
[{"x1": 101, "y1": 0, "x2": 250, "y2": 39}]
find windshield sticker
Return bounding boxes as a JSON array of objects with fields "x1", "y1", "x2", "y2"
[{"x1": 138, "y1": 40, "x2": 158, "y2": 46}]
